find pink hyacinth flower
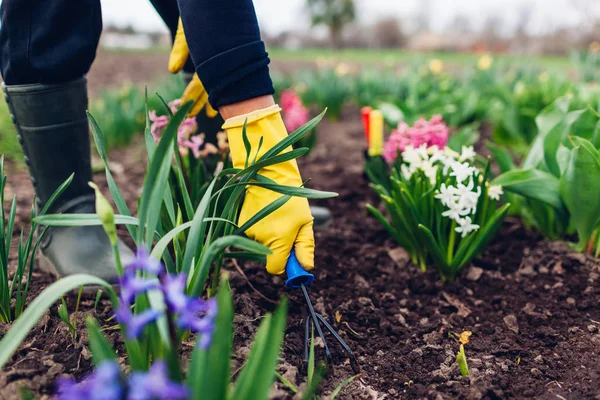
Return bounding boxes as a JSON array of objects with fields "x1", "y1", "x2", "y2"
[
  {"x1": 280, "y1": 89, "x2": 309, "y2": 132},
  {"x1": 169, "y1": 99, "x2": 182, "y2": 114},
  {"x1": 149, "y1": 111, "x2": 169, "y2": 143},
  {"x1": 180, "y1": 135, "x2": 204, "y2": 159},
  {"x1": 382, "y1": 115, "x2": 449, "y2": 164}
]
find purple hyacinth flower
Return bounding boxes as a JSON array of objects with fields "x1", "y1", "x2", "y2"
[
  {"x1": 162, "y1": 273, "x2": 189, "y2": 313},
  {"x1": 177, "y1": 298, "x2": 217, "y2": 349},
  {"x1": 120, "y1": 272, "x2": 160, "y2": 305},
  {"x1": 127, "y1": 361, "x2": 189, "y2": 400},
  {"x1": 115, "y1": 302, "x2": 162, "y2": 340},
  {"x1": 57, "y1": 361, "x2": 122, "y2": 400},
  {"x1": 126, "y1": 246, "x2": 163, "y2": 276}
]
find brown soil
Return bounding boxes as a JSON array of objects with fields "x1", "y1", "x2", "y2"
[{"x1": 2, "y1": 88, "x2": 600, "y2": 398}]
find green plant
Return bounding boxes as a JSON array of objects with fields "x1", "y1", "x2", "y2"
[
  {"x1": 298, "y1": 68, "x2": 353, "y2": 120},
  {"x1": 0, "y1": 156, "x2": 71, "y2": 322},
  {"x1": 492, "y1": 97, "x2": 600, "y2": 250},
  {"x1": 456, "y1": 344, "x2": 469, "y2": 377},
  {"x1": 0, "y1": 98, "x2": 334, "y2": 376},
  {"x1": 57, "y1": 286, "x2": 84, "y2": 339},
  {"x1": 0, "y1": 100, "x2": 21, "y2": 164},
  {"x1": 89, "y1": 76, "x2": 186, "y2": 149},
  {"x1": 367, "y1": 145, "x2": 509, "y2": 280},
  {"x1": 275, "y1": 328, "x2": 358, "y2": 399}
]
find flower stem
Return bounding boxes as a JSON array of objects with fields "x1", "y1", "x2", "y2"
[
  {"x1": 418, "y1": 256, "x2": 427, "y2": 272},
  {"x1": 447, "y1": 220, "x2": 457, "y2": 264},
  {"x1": 111, "y1": 243, "x2": 124, "y2": 276}
]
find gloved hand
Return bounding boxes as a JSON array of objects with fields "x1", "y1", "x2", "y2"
[
  {"x1": 223, "y1": 105, "x2": 315, "y2": 275},
  {"x1": 168, "y1": 18, "x2": 218, "y2": 118}
]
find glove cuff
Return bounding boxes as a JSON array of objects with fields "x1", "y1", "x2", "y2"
[{"x1": 221, "y1": 104, "x2": 281, "y2": 129}]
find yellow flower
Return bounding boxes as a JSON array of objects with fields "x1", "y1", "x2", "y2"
[
  {"x1": 428, "y1": 59, "x2": 444, "y2": 75},
  {"x1": 477, "y1": 54, "x2": 493, "y2": 71},
  {"x1": 459, "y1": 331, "x2": 472, "y2": 344},
  {"x1": 335, "y1": 62, "x2": 352, "y2": 76},
  {"x1": 589, "y1": 41, "x2": 600, "y2": 53}
]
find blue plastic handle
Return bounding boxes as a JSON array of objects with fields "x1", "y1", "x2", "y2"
[{"x1": 285, "y1": 250, "x2": 314, "y2": 289}]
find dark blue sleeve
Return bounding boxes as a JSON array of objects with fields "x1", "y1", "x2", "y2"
[{"x1": 177, "y1": 0, "x2": 275, "y2": 108}]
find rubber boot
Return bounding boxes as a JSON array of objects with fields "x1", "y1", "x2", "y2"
[
  {"x1": 182, "y1": 73, "x2": 333, "y2": 230},
  {"x1": 2, "y1": 78, "x2": 133, "y2": 283}
]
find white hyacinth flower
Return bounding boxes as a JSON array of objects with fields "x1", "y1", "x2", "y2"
[
  {"x1": 402, "y1": 145, "x2": 422, "y2": 165},
  {"x1": 420, "y1": 160, "x2": 438, "y2": 185},
  {"x1": 435, "y1": 183, "x2": 457, "y2": 207},
  {"x1": 459, "y1": 145, "x2": 477, "y2": 162},
  {"x1": 442, "y1": 204, "x2": 464, "y2": 222},
  {"x1": 401, "y1": 164, "x2": 414, "y2": 180},
  {"x1": 450, "y1": 161, "x2": 475, "y2": 183},
  {"x1": 455, "y1": 216, "x2": 480, "y2": 237},
  {"x1": 416, "y1": 144, "x2": 430, "y2": 161},
  {"x1": 487, "y1": 184, "x2": 504, "y2": 200},
  {"x1": 443, "y1": 147, "x2": 460, "y2": 160}
]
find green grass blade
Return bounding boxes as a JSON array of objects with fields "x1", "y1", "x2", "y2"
[
  {"x1": 187, "y1": 278, "x2": 233, "y2": 400},
  {"x1": 0, "y1": 275, "x2": 115, "y2": 368},
  {"x1": 189, "y1": 236, "x2": 271, "y2": 297},
  {"x1": 88, "y1": 112, "x2": 136, "y2": 239},
  {"x1": 86, "y1": 316, "x2": 118, "y2": 365},
  {"x1": 231, "y1": 298, "x2": 288, "y2": 400}
]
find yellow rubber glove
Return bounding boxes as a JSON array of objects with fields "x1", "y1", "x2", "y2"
[
  {"x1": 168, "y1": 18, "x2": 218, "y2": 118},
  {"x1": 223, "y1": 105, "x2": 315, "y2": 275}
]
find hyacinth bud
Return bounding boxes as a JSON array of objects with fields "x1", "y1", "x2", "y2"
[
  {"x1": 368, "y1": 110, "x2": 384, "y2": 157},
  {"x1": 89, "y1": 182, "x2": 117, "y2": 245}
]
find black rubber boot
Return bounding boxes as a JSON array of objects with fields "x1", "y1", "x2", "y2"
[
  {"x1": 2, "y1": 78, "x2": 133, "y2": 282},
  {"x1": 182, "y1": 73, "x2": 333, "y2": 231}
]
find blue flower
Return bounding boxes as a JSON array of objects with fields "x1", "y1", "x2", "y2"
[
  {"x1": 162, "y1": 273, "x2": 190, "y2": 313},
  {"x1": 128, "y1": 361, "x2": 189, "y2": 400},
  {"x1": 120, "y1": 272, "x2": 160, "y2": 305},
  {"x1": 177, "y1": 297, "x2": 217, "y2": 349},
  {"x1": 115, "y1": 302, "x2": 162, "y2": 340},
  {"x1": 127, "y1": 246, "x2": 163, "y2": 276},
  {"x1": 57, "y1": 361, "x2": 123, "y2": 400}
]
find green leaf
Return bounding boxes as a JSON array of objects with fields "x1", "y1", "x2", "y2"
[
  {"x1": 189, "y1": 236, "x2": 271, "y2": 297},
  {"x1": 543, "y1": 108, "x2": 586, "y2": 176},
  {"x1": 86, "y1": 316, "x2": 118, "y2": 365},
  {"x1": 329, "y1": 374, "x2": 360, "y2": 399},
  {"x1": 138, "y1": 101, "x2": 193, "y2": 244},
  {"x1": 187, "y1": 278, "x2": 233, "y2": 400},
  {"x1": 231, "y1": 298, "x2": 288, "y2": 400},
  {"x1": 560, "y1": 138, "x2": 600, "y2": 248},
  {"x1": 0, "y1": 275, "x2": 115, "y2": 368},
  {"x1": 38, "y1": 175, "x2": 74, "y2": 217},
  {"x1": 492, "y1": 169, "x2": 565, "y2": 211},
  {"x1": 233, "y1": 181, "x2": 338, "y2": 199},
  {"x1": 417, "y1": 224, "x2": 450, "y2": 276},
  {"x1": 235, "y1": 195, "x2": 291, "y2": 235},
  {"x1": 261, "y1": 110, "x2": 326, "y2": 160},
  {"x1": 150, "y1": 221, "x2": 193, "y2": 260},
  {"x1": 34, "y1": 214, "x2": 139, "y2": 227},
  {"x1": 88, "y1": 112, "x2": 136, "y2": 239},
  {"x1": 181, "y1": 180, "x2": 217, "y2": 275},
  {"x1": 486, "y1": 142, "x2": 516, "y2": 173}
]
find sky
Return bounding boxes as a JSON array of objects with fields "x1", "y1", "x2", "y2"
[{"x1": 101, "y1": 0, "x2": 599, "y2": 35}]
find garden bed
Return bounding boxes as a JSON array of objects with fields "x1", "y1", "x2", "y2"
[{"x1": 1, "y1": 107, "x2": 599, "y2": 399}]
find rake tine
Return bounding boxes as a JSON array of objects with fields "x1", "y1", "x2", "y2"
[
  {"x1": 301, "y1": 284, "x2": 332, "y2": 364},
  {"x1": 315, "y1": 313, "x2": 361, "y2": 374}
]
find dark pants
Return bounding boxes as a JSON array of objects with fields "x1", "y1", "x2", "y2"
[{"x1": 0, "y1": 0, "x2": 192, "y2": 85}]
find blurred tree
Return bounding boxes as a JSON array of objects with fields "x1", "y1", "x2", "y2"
[
  {"x1": 373, "y1": 17, "x2": 405, "y2": 49},
  {"x1": 306, "y1": 0, "x2": 356, "y2": 49}
]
